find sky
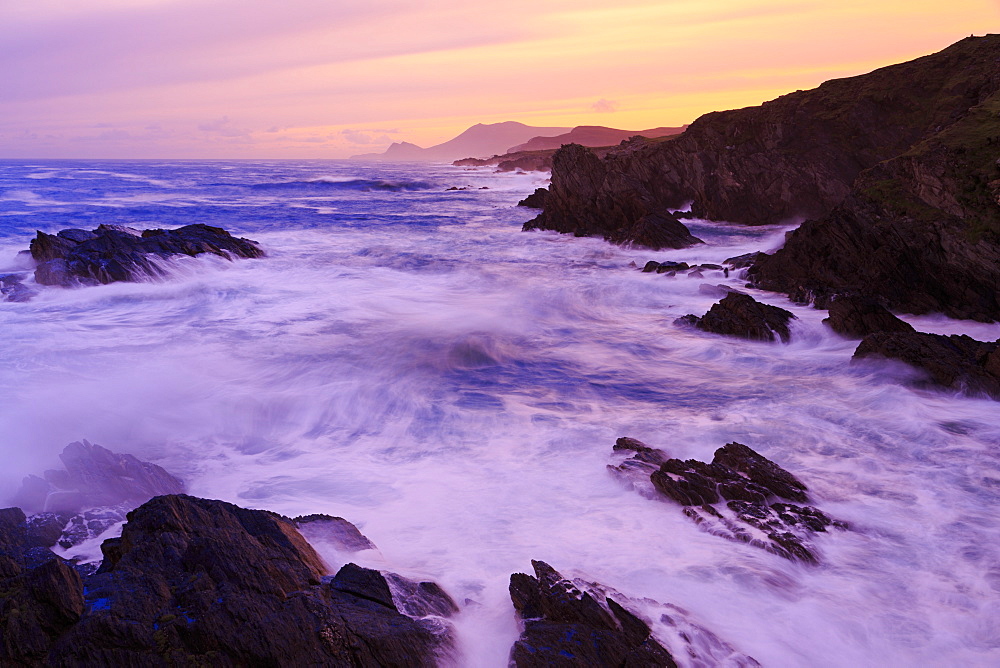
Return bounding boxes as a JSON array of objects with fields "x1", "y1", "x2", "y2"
[{"x1": 1, "y1": 0, "x2": 997, "y2": 159}]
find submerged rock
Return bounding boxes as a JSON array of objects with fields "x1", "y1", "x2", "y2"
[
  {"x1": 677, "y1": 292, "x2": 795, "y2": 342},
  {"x1": 854, "y1": 330, "x2": 1000, "y2": 400},
  {"x1": 28, "y1": 223, "x2": 264, "y2": 288},
  {"x1": 610, "y1": 438, "x2": 846, "y2": 563},
  {"x1": 0, "y1": 273, "x2": 37, "y2": 302}
]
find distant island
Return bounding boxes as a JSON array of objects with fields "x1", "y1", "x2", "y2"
[
  {"x1": 350, "y1": 121, "x2": 570, "y2": 162},
  {"x1": 350, "y1": 121, "x2": 687, "y2": 165}
]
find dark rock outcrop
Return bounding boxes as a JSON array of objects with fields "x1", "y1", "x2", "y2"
[
  {"x1": 509, "y1": 560, "x2": 677, "y2": 667},
  {"x1": 523, "y1": 143, "x2": 704, "y2": 249},
  {"x1": 529, "y1": 36, "x2": 1000, "y2": 318},
  {"x1": 746, "y1": 38, "x2": 1000, "y2": 321},
  {"x1": 677, "y1": 292, "x2": 795, "y2": 342},
  {"x1": 0, "y1": 494, "x2": 454, "y2": 666},
  {"x1": 12, "y1": 440, "x2": 184, "y2": 515},
  {"x1": 508, "y1": 560, "x2": 759, "y2": 667},
  {"x1": 29, "y1": 223, "x2": 264, "y2": 288},
  {"x1": 532, "y1": 36, "x2": 1000, "y2": 227},
  {"x1": 854, "y1": 331, "x2": 1000, "y2": 399},
  {"x1": 610, "y1": 438, "x2": 846, "y2": 563},
  {"x1": 823, "y1": 295, "x2": 917, "y2": 338},
  {"x1": 517, "y1": 187, "x2": 549, "y2": 209}
]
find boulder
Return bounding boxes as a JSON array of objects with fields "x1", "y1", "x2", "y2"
[
  {"x1": 509, "y1": 560, "x2": 677, "y2": 667},
  {"x1": 29, "y1": 223, "x2": 264, "y2": 288},
  {"x1": 854, "y1": 331, "x2": 1000, "y2": 399},
  {"x1": 677, "y1": 292, "x2": 795, "y2": 342},
  {"x1": 823, "y1": 295, "x2": 917, "y2": 338},
  {"x1": 45, "y1": 494, "x2": 452, "y2": 666}
]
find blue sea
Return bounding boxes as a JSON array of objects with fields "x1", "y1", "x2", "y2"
[{"x1": 1, "y1": 159, "x2": 999, "y2": 666}]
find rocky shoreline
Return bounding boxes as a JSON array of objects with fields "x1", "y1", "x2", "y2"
[
  {"x1": 523, "y1": 35, "x2": 1000, "y2": 321},
  {"x1": 3, "y1": 441, "x2": 781, "y2": 666}
]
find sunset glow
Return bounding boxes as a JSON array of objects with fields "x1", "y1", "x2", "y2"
[{"x1": 2, "y1": 0, "x2": 997, "y2": 158}]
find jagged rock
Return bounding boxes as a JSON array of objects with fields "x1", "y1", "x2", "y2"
[
  {"x1": 610, "y1": 438, "x2": 845, "y2": 563},
  {"x1": 384, "y1": 573, "x2": 460, "y2": 619},
  {"x1": 13, "y1": 440, "x2": 185, "y2": 515},
  {"x1": 293, "y1": 514, "x2": 376, "y2": 552},
  {"x1": 39, "y1": 494, "x2": 452, "y2": 666},
  {"x1": 517, "y1": 187, "x2": 549, "y2": 208},
  {"x1": 29, "y1": 223, "x2": 264, "y2": 288},
  {"x1": 331, "y1": 562, "x2": 397, "y2": 609},
  {"x1": 509, "y1": 560, "x2": 677, "y2": 667},
  {"x1": 523, "y1": 143, "x2": 703, "y2": 250},
  {"x1": 823, "y1": 295, "x2": 917, "y2": 338},
  {"x1": 854, "y1": 331, "x2": 1000, "y2": 400},
  {"x1": 677, "y1": 292, "x2": 795, "y2": 342}
]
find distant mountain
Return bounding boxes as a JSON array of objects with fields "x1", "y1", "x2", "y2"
[
  {"x1": 507, "y1": 125, "x2": 687, "y2": 153},
  {"x1": 351, "y1": 121, "x2": 571, "y2": 162}
]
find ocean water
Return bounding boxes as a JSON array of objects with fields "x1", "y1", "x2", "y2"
[{"x1": 1, "y1": 159, "x2": 999, "y2": 666}]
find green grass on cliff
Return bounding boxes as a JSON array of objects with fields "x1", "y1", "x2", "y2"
[{"x1": 860, "y1": 90, "x2": 1000, "y2": 242}]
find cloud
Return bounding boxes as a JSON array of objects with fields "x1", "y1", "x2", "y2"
[
  {"x1": 340, "y1": 128, "x2": 395, "y2": 145},
  {"x1": 198, "y1": 116, "x2": 251, "y2": 138},
  {"x1": 591, "y1": 98, "x2": 619, "y2": 113}
]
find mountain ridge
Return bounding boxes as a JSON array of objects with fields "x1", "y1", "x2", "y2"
[{"x1": 350, "y1": 121, "x2": 570, "y2": 162}]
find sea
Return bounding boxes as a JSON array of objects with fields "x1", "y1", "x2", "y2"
[{"x1": 1, "y1": 159, "x2": 999, "y2": 666}]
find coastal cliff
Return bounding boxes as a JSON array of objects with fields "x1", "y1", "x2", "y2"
[{"x1": 527, "y1": 34, "x2": 1000, "y2": 318}]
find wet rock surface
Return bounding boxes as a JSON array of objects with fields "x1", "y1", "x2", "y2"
[
  {"x1": 28, "y1": 223, "x2": 264, "y2": 289},
  {"x1": 610, "y1": 438, "x2": 846, "y2": 563},
  {"x1": 293, "y1": 513, "x2": 377, "y2": 553},
  {"x1": 854, "y1": 330, "x2": 1000, "y2": 400},
  {"x1": 523, "y1": 143, "x2": 703, "y2": 250},
  {"x1": 0, "y1": 495, "x2": 454, "y2": 666},
  {"x1": 509, "y1": 560, "x2": 759, "y2": 667},
  {"x1": 517, "y1": 187, "x2": 549, "y2": 209},
  {"x1": 509, "y1": 560, "x2": 677, "y2": 667},
  {"x1": 823, "y1": 295, "x2": 917, "y2": 338},
  {"x1": 677, "y1": 292, "x2": 795, "y2": 342}
]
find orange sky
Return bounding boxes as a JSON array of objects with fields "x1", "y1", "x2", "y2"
[{"x1": 1, "y1": 0, "x2": 997, "y2": 158}]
